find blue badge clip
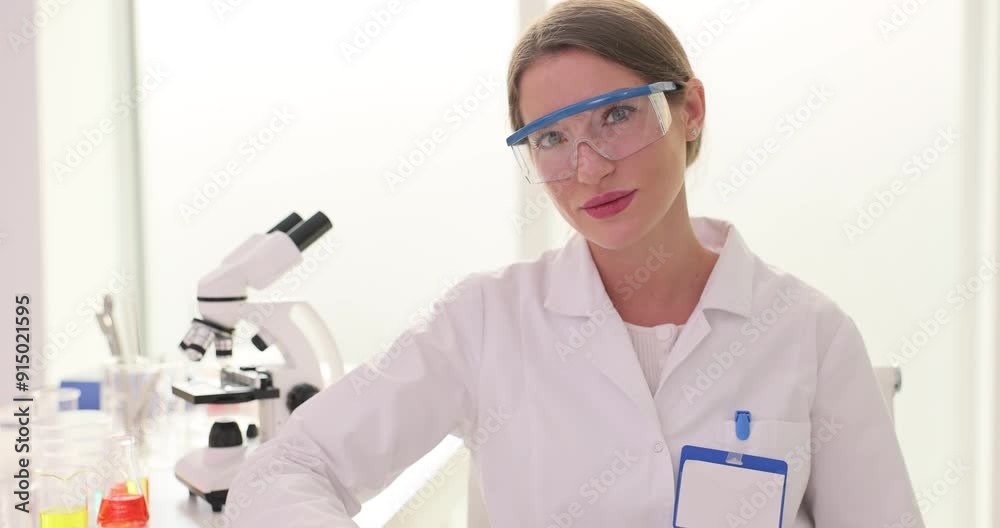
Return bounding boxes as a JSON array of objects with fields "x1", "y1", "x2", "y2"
[
  {"x1": 726, "y1": 410, "x2": 752, "y2": 466},
  {"x1": 735, "y1": 410, "x2": 752, "y2": 440}
]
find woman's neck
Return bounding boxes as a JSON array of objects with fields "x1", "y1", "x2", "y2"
[{"x1": 588, "y1": 199, "x2": 718, "y2": 327}]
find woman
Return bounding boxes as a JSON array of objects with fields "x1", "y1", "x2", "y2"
[{"x1": 229, "y1": 1, "x2": 922, "y2": 526}]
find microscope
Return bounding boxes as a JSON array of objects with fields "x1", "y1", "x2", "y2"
[{"x1": 171, "y1": 211, "x2": 345, "y2": 512}]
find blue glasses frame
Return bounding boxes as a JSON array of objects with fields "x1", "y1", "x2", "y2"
[{"x1": 505, "y1": 81, "x2": 682, "y2": 147}]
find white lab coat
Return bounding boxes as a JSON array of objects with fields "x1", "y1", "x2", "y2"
[{"x1": 227, "y1": 217, "x2": 923, "y2": 527}]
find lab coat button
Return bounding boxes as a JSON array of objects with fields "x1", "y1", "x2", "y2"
[{"x1": 653, "y1": 441, "x2": 665, "y2": 453}]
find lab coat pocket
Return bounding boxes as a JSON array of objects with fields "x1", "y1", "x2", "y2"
[
  {"x1": 717, "y1": 419, "x2": 812, "y2": 463},
  {"x1": 713, "y1": 419, "x2": 813, "y2": 524},
  {"x1": 717, "y1": 419, "x2": 814, "y2": 514}
]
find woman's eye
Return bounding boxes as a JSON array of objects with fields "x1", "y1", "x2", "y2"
[
  {"x1": 606, "y1": 106, "x2": 635, "y2": 124},
  {"x1": 533, "y1": 131, "x2": 566, "y2": 149}
]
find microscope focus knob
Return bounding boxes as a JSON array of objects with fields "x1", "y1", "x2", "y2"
[
  {"x1": 208, "y1": 420, "x2": 244, "y2": 448},
  {"x1": 251, "y1": 334, "x2": 269, "y2": 351},
  {"x1": 286, "y1": 383, "x2": 321, "y2": 413}
]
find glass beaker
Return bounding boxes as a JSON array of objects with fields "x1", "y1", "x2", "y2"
[
  {"x1": 103, "y1": 359, "x2": 185, "y2": 447},
  {"x1": 34, "y1": 410, "x2": 112, "y2": 442},
  {"x1": 32, "y1": 387, "x2": 81, "y2": 418},
  {"x1": 37, "y1": 464, "x2": 89, "y2": 528},
  {"x1": 96, "y1": 435, "x2": 149, "y2": 528},
  {"x1": 34, "y1": 410, "x2": 113, "y2": 527}
]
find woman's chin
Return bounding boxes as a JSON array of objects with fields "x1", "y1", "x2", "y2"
[{"x1": 575, "y1": 215, "x2": 645, "y2": 251}]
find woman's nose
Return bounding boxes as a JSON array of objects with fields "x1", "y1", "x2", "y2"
[{"x1": 574, "y1": 141, "x2": 613, "y2": 184}]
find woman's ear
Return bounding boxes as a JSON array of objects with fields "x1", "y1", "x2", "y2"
[{"x1": 681, "y1": 78, "x2": 706, "y2": 138}]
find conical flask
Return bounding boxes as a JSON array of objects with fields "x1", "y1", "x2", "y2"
[{"x1": 96, "y1": 435, "x2": 149, "y2": 527}]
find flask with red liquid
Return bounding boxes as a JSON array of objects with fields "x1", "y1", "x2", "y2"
[{"x1": 97, "y1": 435, "x2": 149, "y2": 527}]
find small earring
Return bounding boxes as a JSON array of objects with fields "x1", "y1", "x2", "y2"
[{"x1": 688, "y1": 127, "x2": 700, "y2": 139}]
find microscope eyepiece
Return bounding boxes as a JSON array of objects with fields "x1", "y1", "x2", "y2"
[
  {"x1": 287, "y1": 212, "x2": 332, "y2": 251},
  {"x1": 267, "y1": 213, "x2": 304, "y2": 235}
]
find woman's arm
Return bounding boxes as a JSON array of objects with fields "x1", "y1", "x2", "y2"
[
  {"x1": 224, "y1": 275, "x2": 484, "y2": 527},
  {"x1": 804, "y1": 314, "x2": 924, "y2": 527}
]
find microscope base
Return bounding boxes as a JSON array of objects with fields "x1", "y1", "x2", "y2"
[
  {"x1": 177, "y1": 474, "x2": 229, "y2": 513},
  {"x1": 174, "y1": 444, "x2": 248, "y2": 513}
]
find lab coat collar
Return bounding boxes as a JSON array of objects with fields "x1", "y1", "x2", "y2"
[{"x1": 543, "y1": 217, "x2": 755, "y2": 319}]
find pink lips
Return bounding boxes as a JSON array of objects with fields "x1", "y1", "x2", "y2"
[{"x1": 581, "y1": 190, "x2": 636, "y2": 219}]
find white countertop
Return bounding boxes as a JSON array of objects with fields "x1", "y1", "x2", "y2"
[
  {"x1": 0, "y1": 406, "x2": 464, "y2": 528},
  {"x1": 147, "y1": 436, "x2": 464, "y2": 527}
]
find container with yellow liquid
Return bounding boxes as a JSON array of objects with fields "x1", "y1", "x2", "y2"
[
  {"x1": 39, "y1": 506, "x2": 88, "y2": 528},
  {"x1": 37, "y1": 467, "x2": 89, "y2": 528}
]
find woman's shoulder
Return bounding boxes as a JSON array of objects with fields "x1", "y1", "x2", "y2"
[
  {"x1": 435, "y1": 240, "x2": 584, "y2": 323},
  {"x1": 456, "y1": 244, "x2": 564, "y2": 300},
  {"x1": 749, "y1": 255, "x2": 858, "y2": 346}
]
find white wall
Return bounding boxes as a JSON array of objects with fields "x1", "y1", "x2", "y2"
[
  {"x1": 135, "y1": 0, "x2": 520, "y2": 367},
  {"x1": 0, "y1": 0, "x2": 44, "y2": 404}
]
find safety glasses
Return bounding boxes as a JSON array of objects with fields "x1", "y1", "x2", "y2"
[{"x1": 506, "y1": 81, "x2": 681, "y2": 183}]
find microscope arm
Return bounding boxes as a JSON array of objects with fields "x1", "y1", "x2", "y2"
[{"x1": 179, "y1": 212, "x2": 333, "y2": 360}]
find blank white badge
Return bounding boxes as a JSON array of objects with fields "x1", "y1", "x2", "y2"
[{"x1": 674, "y1": 447, "x2": 787, "y2": 528}]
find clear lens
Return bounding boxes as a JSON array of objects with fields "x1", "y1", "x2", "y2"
[{"x1": 512, "y1": 92, "x2": 671, "y2": 183}]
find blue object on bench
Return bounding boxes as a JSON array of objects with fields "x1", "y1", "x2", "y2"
[{"x1": 60, "y1": 380, "x2": 101, "y2": 410}]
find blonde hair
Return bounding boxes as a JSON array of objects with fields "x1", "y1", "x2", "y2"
[{"x1": 507, "y1": 0, "x2": 702, "y2": 166}]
